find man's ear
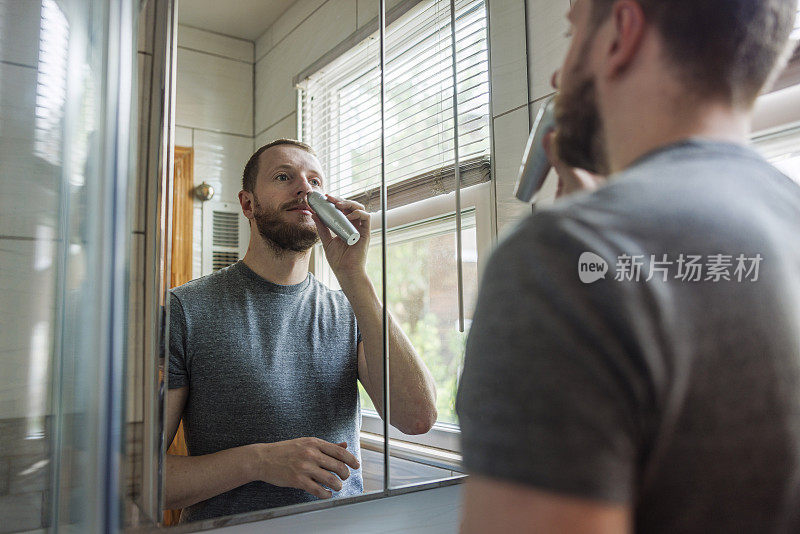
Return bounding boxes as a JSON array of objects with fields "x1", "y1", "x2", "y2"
[
  {"x1": 238, "y1": 190, "x2": 254, "y2": 220},
  {"x1": 602, "y1": 0, "x2": 646, "y2": 80}
]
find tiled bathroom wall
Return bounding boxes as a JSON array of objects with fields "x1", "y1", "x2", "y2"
[
  {"x1": 488, "y1": 0, "x2": 572, "y2": 237},
  {"x1": 173, "y1": 25, "x2": 254, "y2": 280},
  {"x1": 0, "y1": 1, "x2": 58, "y2": 530},
  {"x1": 253, "y1": 0, "x2": 407, "y2": 147}
]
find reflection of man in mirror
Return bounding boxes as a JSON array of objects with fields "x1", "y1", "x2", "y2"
[
  {"x1": 458, "y1": 0, "x2": 800, "y2": 532},
  {"x1": 165, "y1": 139, "x2": 437, "y2": 522}
]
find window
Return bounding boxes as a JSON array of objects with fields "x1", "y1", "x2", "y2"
[
  {"x1": 299, "y1": 0, "x2": 490, "y2": 207},
  {"x1": 299, "y1": 0, "x2": 492, "y2": 454},
  {"x1": 316, "y1": 183, "x2": 493, "y2": 452},
  {"x1": 362, "y1": 211, "x2": 479, "y2": 425},
  {"x1": 753, "y1": 127, "x2": 800, "y2": 185}
]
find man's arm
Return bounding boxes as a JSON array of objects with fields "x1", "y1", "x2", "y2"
[
  {"x1": 461, "y1": 476, "x2": 631, "y2": 534},
  {"x1": 347, "y1": 279, "x2": 438, "y2": 435},
  {"x1": 164, "y1": 387, "x2": 361, "y2": 510},
  {"x1": 311, "y1": 194, "x2": 437, "y2": 435}
]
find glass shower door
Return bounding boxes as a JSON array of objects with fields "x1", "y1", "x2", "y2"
[{"x1": 0, "y1": 0, "x2": 137, "y2": 531}]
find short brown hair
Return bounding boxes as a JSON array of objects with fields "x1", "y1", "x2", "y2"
[
  {"x1": 589, "y1": 0, "x2": 796, "y2": 106},
  {"x1": 242, "y1": 139, "x2": 316, "y2": 193}
]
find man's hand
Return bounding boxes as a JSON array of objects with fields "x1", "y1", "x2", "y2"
[
  {"x1": 252, "y1": 437, "x2": 361, "y2": 499},
  {"x1": 311, "y1": 194, "x2": 370, "y2": 282},
  {"x1": 543, "y1": 131, "x2": 607, "y2": 198}
]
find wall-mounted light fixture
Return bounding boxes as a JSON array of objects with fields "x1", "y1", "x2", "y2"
[{"x1": 194, "y1": 181, "x2": 214, "y2": 201}]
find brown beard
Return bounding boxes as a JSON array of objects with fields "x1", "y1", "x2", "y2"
[
  {"x1": 553, "y1": 49, "x2": 610, "y2": 176},
  {"x1": 252, "y1": 196, "x2": 319, "y2": 253}
]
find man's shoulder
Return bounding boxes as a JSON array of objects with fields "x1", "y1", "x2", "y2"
[
  {"x1": 170, "y1": 263, "x2": 238, "y2": 306},
  {"x1": 307, "y1": 274, "x2": 353, "y2": 308},
  {"x1": 509, "y1": 141, "x2": 799, "y2": 248}
]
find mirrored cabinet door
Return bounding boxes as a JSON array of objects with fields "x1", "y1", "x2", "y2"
[
  {"x1": 123, "y1": 0, "x2": 502, "y2": 529},
  {"x1": 376, "y1": 0, "x2": 490, "y2": 490}
]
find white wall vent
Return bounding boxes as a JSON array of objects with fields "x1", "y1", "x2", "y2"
[{"x1": 202, "y1": 201, "x2": 249, "y2": 275}]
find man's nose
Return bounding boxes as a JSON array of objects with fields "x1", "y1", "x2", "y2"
[
  {"x1": 296, "y1": 177, "x2": 314, "y2": 197},
  {"x1": 551, "y1": 70, "x2": 560, "y2": 91}
]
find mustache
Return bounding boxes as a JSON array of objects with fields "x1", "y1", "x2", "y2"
[{"x1": 280, "y1": 199, "x2": 312, "y2": 211}]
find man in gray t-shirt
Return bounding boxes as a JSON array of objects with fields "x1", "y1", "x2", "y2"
[
  {"x1": 165, "y1": 139, "x2": 437, "y2": 522},
  {"x1": 169, "y1": 261, "x2": 364, "y2": 521},
  {"x1": 457, "y1": 1, "x2": 800, "y2": 533}
]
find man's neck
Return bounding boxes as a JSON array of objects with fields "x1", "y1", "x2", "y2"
[
  {"x1": 604, "y1": 93, "x2": 751, "y2": 175},
  {"x1": 242, "y1": 231, "x2": 312, "y2": 286}
]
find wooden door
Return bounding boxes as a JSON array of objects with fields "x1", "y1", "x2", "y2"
[{"x1": 164, "y1": 146, "x2": 193, "y2": 526}]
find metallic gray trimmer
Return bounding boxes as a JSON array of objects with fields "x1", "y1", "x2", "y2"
[
  {"x1": 514, "y1": 94, "x2": 557, "y2": 202},
  {"x1": 307, "y1": 191, "x2": 361, "y2": 246}
]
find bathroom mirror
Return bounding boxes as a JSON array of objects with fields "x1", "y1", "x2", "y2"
[{"x1": 123, "y1": 0, "x2": 491, "y2": 529}]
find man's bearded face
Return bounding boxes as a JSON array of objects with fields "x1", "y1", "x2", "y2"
[
  {"x1": 252, "y1": 195, "x2": 319, "y2": 253},
  {"x1": 553, "y1": 34, "x2": 610, "y2": 176}
]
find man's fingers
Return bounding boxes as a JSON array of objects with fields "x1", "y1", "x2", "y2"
[
  {"x1": 301, "y1": 479, "x2": 333, "y2": 499},
  {"x1": 345, "y1": 209, "x2": 371, "y2": 232},
  {"x1": 316, "y1": 453, "x2": 351, "y2": 481},
  {"x1": 345, "y1": 210, "x2": 369, "y2": 222},
  {"x1": 319, "y1": 440, "x2": 360, "y2": 469},
  {"x1": 327, "y1": 195, "x2": 365, "y2": 214},
  {"x1": 544, "y1": 130, "x2": 608, "y2": 199},
  {"x1": 311, "y1": 468, "x2": 344, "y2": 492},
  {"x1": 311, "y1": 213, "x2": 334, "y2": 245}
]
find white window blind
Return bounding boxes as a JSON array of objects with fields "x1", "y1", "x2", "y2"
[{"x1": 298, "y1": 0, "x2": 490, "y2": 210}]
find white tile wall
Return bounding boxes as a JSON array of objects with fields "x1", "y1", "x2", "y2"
[
  {"x1": 177, "y1": 25, "x2": 253, "y2": 63},
  {"x1": 526, "y1": 0, "x2": 570, "y2": 102},
  {"x1": 0, "y1": 0, "x2": 41, "y2": 68},
  {"x1": 175, "y1": 47, "x2": 253, "y2": 136},
  {"x1": 0, "y1": 239, "x2": 56, "y2": 420},
  {"x1": 485, "y1": 0, "x2": 568, "y2": 237},
  {"x1": 0, "y1": 63, "x2": 59, "y2": 240},
  {"x1": 169, "y1": 25, "x2": 256, "y2": 283},
  {"x1": 255, "y1": 0, "x2": 327, "y2": 62},
  {"x1": 0, "y1": 61, "x2": 36, "y2": 143},
  {"x1": 255, "y1": 112, "x2": 297, "y2": 146},
  {"x1": 488, "y1": 0, "x2": 529, "y2": 117},
  {"x1": 492, "y1": 107, "x2": 533, "y2": 237},
  {"x1": 255, "y1": 26, "x2": 273, "y2": 61},
  {"x1": 174, "y1": 126, "x2": 193, "y2": 147},
  {"x1": 254, "y1": 0, "x2": 357, "y2": 134},
  {"x1": 356, "y1": 0, "x2": 409, "y2": 28},
  {"x1": 193, "y1": 130, "x2": 254, "y2": 204}
]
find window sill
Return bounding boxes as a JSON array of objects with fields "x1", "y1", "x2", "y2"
[
  {"x1": 360, "y1": 411, "x2": 461, "y2": 452},
  {"x1": 359, "y1": 430, "x2": 463, "y2": 473}
]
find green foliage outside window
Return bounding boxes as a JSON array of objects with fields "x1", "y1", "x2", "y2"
[{"x1": 359, "y1": 228, "x2": 473, "y2": 426}]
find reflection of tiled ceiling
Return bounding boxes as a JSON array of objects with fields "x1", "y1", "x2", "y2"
[{"x1": 177, "y1": 0, "x2": 296, "y2": 42}]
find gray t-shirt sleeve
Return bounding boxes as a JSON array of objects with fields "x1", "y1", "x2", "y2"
[
  {"x1": 168, "y1": 292, "x2": 189, "y2": 389},
  {"x1": 456, "y1": 211, "x2": 647, "y2": 504}
]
